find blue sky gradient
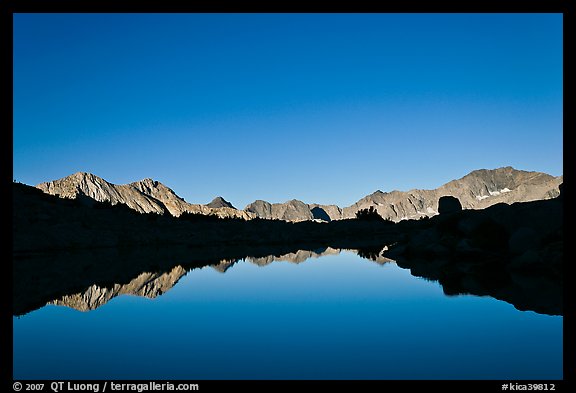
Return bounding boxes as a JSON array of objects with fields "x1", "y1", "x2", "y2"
[{"x1": 13, "y1": 13, "x2": 563, "y2": 208}]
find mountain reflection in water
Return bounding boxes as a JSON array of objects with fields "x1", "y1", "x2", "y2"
[{"x1": 14, "y1": 242, "x2": 561, "y2": 316}]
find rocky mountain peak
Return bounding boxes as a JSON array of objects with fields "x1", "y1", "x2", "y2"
[
  {"x1": 206, "y1": 196, "x2": 235, "y2": 209},
  {"x1": 71, "y1": 171, "x2": 94, "y2": 179},
  {"x1": 37, "y1": 172, "x2": 116, "y2": 201},
  {"x1": 338, "y1": 167, "x2": 561, "y2": 222},
  {"x1": 244, "y1": 198, "x2": 312, "y2": 221},
  {"x1": 130, "y1": 178, "x2": 173, "y2": 198},
  {"x1": 287, "y1": 199, "x2": 306, "y2": 206},
  {"x1": 136, "y1": 178, "x2": 158, "y2": 187}
]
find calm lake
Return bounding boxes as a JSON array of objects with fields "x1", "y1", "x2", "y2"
[{"x1": 13, "y1": 249, "x2": 562, "y2": 380}]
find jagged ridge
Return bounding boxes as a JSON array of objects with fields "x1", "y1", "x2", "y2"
[
  {"x1": 245, "y1": 167, "x2": 562, "y2": 222},
  {"x1": 37, "y1": 172, "x2": 254, "y2": 220},
  {"x1": 36, "y1": 167, "x2": 562, "y2": 223}
]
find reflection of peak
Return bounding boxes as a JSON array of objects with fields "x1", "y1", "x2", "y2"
[
  {"x1": 211, "y1": 259, "x2": 239, "y2": 273},
  {"x1": 356, "y1": 245, "x2": 396, "y2": 265},
  {"x1": 248, "y1": 247, "x2": 340, "y2": 266},
  {"x1": 49, "y1": 266, "x2": 188, "y2": 312}
]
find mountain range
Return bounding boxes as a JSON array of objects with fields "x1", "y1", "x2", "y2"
[
  {"x1": 37, "y1": 172, "x2": 254, "y2": 220},
  {"x1": 35, "y1": 166, "x2": 562, "y2": 222},
  {"x1": 48, "y1": 248, "x2": 344, "y2": 312}
]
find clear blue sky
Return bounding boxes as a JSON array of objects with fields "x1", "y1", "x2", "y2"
[{"x1": 13, "y1": 13, "x2": 563, "y2": 208}]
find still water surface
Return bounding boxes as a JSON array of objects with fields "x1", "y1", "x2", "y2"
[{"x1": 13, "y1": 250, "x2": 562, "y2": 379}]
